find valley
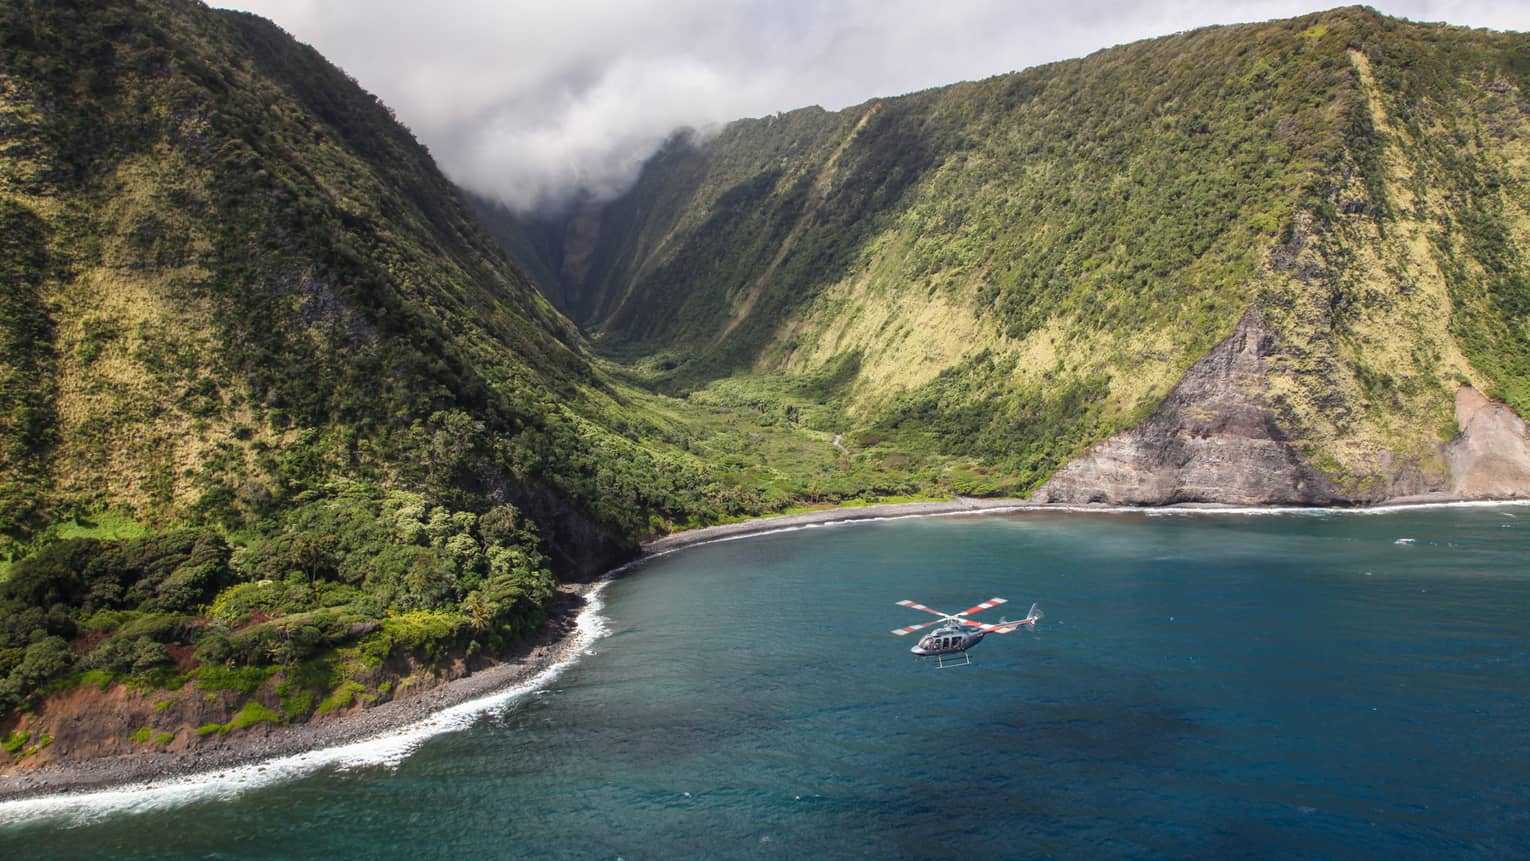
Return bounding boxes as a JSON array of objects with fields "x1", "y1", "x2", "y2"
[{"x1": 1, "y1": 1, "x2": 1529, "y2": 783}]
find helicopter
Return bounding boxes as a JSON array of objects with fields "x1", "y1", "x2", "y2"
[{"x1": 890, "y1": 597, "x2": 1043, "y2": 668}]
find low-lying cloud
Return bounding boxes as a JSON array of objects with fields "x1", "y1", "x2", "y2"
[{"x1": 221, "y1": 0, "x2": 1530, "y2": 214}]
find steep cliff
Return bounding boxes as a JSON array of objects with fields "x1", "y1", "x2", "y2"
[
  {"x1": 504, "y1": 6, "x2": 1530, "y2": 504},
  {"x1": 0, "y1": 0, "x2": 781, "y2": 570},
  {"x1": 1032, "y1": 308, "x2": 1346, "y2": 505},
  {"x1": 0, "y1": 0, "x2": 736, "y2": 748},
  {"x1": 1443, "y1": 385, "x2": 1530, "y2": 497}
]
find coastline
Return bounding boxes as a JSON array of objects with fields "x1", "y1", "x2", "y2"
[
  {"x1": 0, "y1": 583, "x2": 604, "y2": 806},
  {"x1": 638, "y1": 491, "x2": 1530, "y2": 556},
  {"x1": 640, "y1": 495, "x2": 1033, "y2": 556},
  {"x1": 0, "y1": 498, "x2": 1019, "y2": 807},
  {"x1": 5, "y1": 491, "x2": 1526, "y2": 809}
]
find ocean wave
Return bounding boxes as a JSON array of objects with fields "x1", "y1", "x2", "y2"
[{"x1": 0, "y1": 581, "x2": 613, "y2": 827}]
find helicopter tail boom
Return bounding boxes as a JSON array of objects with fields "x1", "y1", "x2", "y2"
[{"x1": 984, "y1": 603, "x2": 1044, "y2": 633}]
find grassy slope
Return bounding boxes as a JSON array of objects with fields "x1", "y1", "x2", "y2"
[
  {"x1": 0, "y1": 0, "x2": 770, "y2": 734},
  {"x1": 0, "y1": 0, "x2": 689, "y2": 557},
  {"x1": 519, "y1": 7, "x2": 1530, "y2": 497}
]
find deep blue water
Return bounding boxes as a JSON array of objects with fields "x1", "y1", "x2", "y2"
[{"x1": 2, "y1": 506, "x2": 1529, "y2": 859}]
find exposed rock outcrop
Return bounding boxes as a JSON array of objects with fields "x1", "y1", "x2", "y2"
[
  {"x1": 1032, "y1": 308, "x2": 1344, "y2": 505},
  {"x1": 1444, "y1": 385, "x2": 1530, "y2": 499},
  {"x1": 1033, "y1": 308, "x2": 1530, "y2": 506}
]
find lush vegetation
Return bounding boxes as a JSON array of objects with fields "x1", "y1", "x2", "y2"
[
  {"x1": 0, "y1": 0, "x2": 745, "y2": 722},
  {"x1": 0, "y1": 0, "x2": 751, "y2": 551},
  {"x1": 0, "y1": 0, "x2": 717, "y2": 564},
  {"x1": 536, "y1": 14, "x2": 1363, "y2": 368},
  {"x1": 4, "y1": 2, "x2": 1530, "y2": 735},
  {"x1": 0, "y1": 199, "x2": 54, "y2": 543},
  {"x1": 514, "y1": 6, "x2": 1530, "y2": 495},
  {"x1": 0, "y1": 484, "x2": 553, "y2": 718},
  {"x1": 1355, "y1": 15, "x2": 1530, "y2": 414}
]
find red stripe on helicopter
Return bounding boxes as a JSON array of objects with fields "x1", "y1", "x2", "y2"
[
  {"x1": 896, "y1": 600, "x2": 946, "y2": 617},
  {"x1": 959, "y1": 597, "x2": 1008, "y2": 616}
]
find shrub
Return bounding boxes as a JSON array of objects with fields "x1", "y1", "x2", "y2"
[
  {"x1": 0, "y1": 636, "x2": 74, "y2": 709},
  {"x1": 194, "y1": 664, "x2": 275, "y2": 695},
  {"x1": 131, "y1": 636, "x2": 171, "y2": 672},
  {"x1": 227, "y1": 700, "x2": 279, "y2": 730}
]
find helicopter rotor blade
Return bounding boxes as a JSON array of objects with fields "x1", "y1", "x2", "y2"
[
  {"x1": 890, "y1": 618, "x2": 947, "y2": 636},
  {"x1": 895, "y1": 600, "x2": 955, "y2": 619},
  {"x1": 894, "y1": 598, "x2": 1024, "y2": 636},
  {"x1": 957, "y1": 597, "x2": 1008, "y2": 617}
]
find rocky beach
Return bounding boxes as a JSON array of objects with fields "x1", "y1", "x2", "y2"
[{"x1": 0, "y1": 585, "x2": 602, "y2": 805}]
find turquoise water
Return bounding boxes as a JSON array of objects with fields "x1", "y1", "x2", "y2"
[{"x1": 3, "y1": 506, "x2": 1529, "y2": 859}]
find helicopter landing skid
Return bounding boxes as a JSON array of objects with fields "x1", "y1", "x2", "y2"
[{"x1": 921, "y1": 651, "x2": 972, "y2": 669}]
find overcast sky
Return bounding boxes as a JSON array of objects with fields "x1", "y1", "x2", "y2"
[{"x1": 217, "y1": 1, "x2": 1530, "y2": 214}]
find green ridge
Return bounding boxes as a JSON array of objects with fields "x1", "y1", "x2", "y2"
[
  {"x1": 511, "y1": 6, "x2": 1530, "y2": 492},
  {"x1": 0, "y1": 0, "x2": 737, "y2": 723}
]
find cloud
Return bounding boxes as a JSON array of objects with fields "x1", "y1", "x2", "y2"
[{"x1": 219, "y1": 0, "x2": 1530, "y2": 213}]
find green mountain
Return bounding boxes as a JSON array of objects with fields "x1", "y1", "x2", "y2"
[
  {"x1": 0, "y1": 0, "x2": 751, "y2": 748},
  {"x1": 505, "y1": 5, "x2": 1530, "y2": 500},
  {"x1": 3, "y1": 0, "x2": 866, "y2": 558}
]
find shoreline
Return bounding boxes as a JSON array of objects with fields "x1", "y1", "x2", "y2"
[
  {"x1": 639, "y1": 492, "x2": 1529, "y2": 556},
  {"x1": 5, "y1": 492, "x2": 1525, "y2": 809},
  {"x1": 640, "y1": 495, "x2": 1032, "y2": 556},
  {"x1": 0, "y1": 583, "x2": 604, "y2": 806}
]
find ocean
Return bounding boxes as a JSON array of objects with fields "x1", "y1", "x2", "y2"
[{"x1": 3, "y1": 504, "x2": 1528, "y2": 859}]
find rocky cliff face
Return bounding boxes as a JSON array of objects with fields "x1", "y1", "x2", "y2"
[
  {"x1": 1032, "y1": 308, "x2": 1530, "y2": 505},
  {"x1": 1032, "y1": 308, "x2": 1344, "y2": 505},
  {"x1": 1445, "y1": 385, "x2": 1530, "y2": 499}
]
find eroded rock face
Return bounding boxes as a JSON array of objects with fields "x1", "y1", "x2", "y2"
[
  {"x1": 1033, "y1": 308, "x2": 1530, "y2": 506},
  {"x1": 1032, "y1": 307, "x2": 1343, "y2": 505},
  {"x1": 1444, "y1": 385, "x2": 1530, "y2": 499}
]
